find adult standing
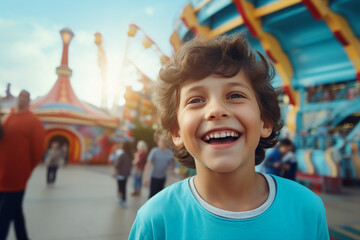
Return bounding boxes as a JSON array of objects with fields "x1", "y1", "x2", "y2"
[
  {"x1": 0, "y1": 100, "x2": 4, "y2": 139},
  {"x1": 0, "y1": 90, "x2": 45, "y2": 240},
  {"x1": 0, "y1": 119, "x2": 3, "y2": 139},
  {"x1": 143, "y1": 129, "x2": 174, "y2": 199}
]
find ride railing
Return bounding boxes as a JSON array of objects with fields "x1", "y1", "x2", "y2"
[{"x1": 294, "y1": 135, "x2": 346, "y2": 193}]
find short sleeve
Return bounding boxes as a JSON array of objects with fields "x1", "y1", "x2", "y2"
[
  {"x1": 128, "y1": 212, "x2": 153, "y2": 240},
  {"x1": 316, "y1": 197, "x2": 330, "y2": 240},
  {"x1": 167, "y1": 149, "x2": 174, "y2": 162},
  {"x1": 147, "y1": 148, "x2": 156, "y2": 163}
]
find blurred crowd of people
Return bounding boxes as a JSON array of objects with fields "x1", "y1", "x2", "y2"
[
  {"x1": 0, "y1": 89, "x2": 179, "y2": 239},
  {"x1": 110, "y1": 128, "x2": 175, "y2": 208},
  {"x1": 306, "y1": 81, "x2": 359, "y2": 103},
  {"x1": 263, "y1": 138, "x2": 298, "y2": 181}
]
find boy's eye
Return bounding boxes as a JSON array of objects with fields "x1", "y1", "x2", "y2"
[
  {"x1": 227, "y1": 93, "x2": 245, "y2": 99},
  {"x1": 187, "y1": 98, "x2": 204, "y2": 105}
]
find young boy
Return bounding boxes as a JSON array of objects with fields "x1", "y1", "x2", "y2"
[{"x1": 129, "y1": 34, "x2": 329, "y2": 239}]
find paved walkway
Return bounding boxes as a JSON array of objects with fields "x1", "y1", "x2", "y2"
[{"x1": 6, "y1": 165, "x2": 360, "y2": 240}]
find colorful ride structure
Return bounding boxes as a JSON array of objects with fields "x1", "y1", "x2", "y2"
[
  {"x1": 171, "y1": 0, "x2": 360, "y2": 184},
  {"x1": 31, "y1": 28, "x2": 119, "y2": 164},
  {"x1": 116, "y1": 24, "x2": 168, "y2": 138},
  {"x1": 94, "y1": 32, "x2": 108, "y2": 109}
]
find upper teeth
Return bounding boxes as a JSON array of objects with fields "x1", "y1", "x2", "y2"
[{"x1": 204, "y1": 131, "x2": 239, "y2": 141}]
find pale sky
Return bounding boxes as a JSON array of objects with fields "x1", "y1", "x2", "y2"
[{"x1": 0, "y1": 0, "x2": 188, "y2": 108}]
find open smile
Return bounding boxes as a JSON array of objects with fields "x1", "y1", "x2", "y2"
[{"x1": 202, "y1": 129, "x2": 241, "y2": 144}]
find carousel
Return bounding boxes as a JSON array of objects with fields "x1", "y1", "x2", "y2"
[{"x1": 31, "y1": 28, "x2": 119, "y2": 164}]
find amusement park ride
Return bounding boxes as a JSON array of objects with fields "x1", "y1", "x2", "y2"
[
  {"x1": 169, "y1": 0, "x2": 360, "y2": 185},
  {"x1": 30, "y1": 28, "x2": 119, "y2": 164},
  {"x1": 113, "y1": 24, "x2": 170, "y2": 139},
  {"x1": 0, "y1": 28, "x2": 120, "y2": 164},
  {"x1": 0, "y1": 23, "x2": 167, "y2": 164},
  {"x1": 0, "y1": 0, "x2": 359, "y2": 186},
  {"x1": 94, "y1": 32, "x2": 108, "y2": 109}
]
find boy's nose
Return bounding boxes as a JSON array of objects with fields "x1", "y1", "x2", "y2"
[{"x1": 205, "y1": 102, "x2": 230, "y2": 121}]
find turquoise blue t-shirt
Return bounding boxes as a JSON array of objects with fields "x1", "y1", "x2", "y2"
[{"x1": 129, "y1": 174, "x2": 329, "y2": 240}]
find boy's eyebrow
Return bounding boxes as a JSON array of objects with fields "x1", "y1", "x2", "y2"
[
  {"x1": 226, "y1": 81, "x2": 252, "y2": 92},
  {"x1": 182, "y1": 86, "x2": 205, "y2": 94},
  {"x1": 182, "y1": 80, "x2": 252, "y2": 95}
]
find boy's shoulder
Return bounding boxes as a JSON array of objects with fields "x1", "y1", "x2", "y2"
[
  {"x1": 138, "y1": 178, "x2": 191, "y2": 217},
  {"x1": 272, "y1": 175, "x2": 324, "y2": 208}
]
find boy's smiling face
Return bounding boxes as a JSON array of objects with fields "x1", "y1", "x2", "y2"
[{"x1": 171, "y1": 70, "x2": 272, "y2": 173}]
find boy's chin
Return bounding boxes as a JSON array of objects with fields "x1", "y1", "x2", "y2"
[{"x1": 196, "y1": 159, "x2": 242, "y2": 173}]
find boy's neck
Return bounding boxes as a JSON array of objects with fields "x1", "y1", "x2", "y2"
[{"x1": 193, "y1": 167, "x2": 269, "y2": 212}]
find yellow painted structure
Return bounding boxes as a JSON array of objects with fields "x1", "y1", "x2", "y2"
[
  {"x1": 181, "y1": 4, "x2": 210, "y2": 36},
  {"x1": 305, "y1": 0, "x2": 360, "y2": 79},
  {"x1": 324, "y1": 148, "x2": 339, "y2": 177},
  {"x1": 304, "y1": 149, "x2": 315, "y2": 174}
]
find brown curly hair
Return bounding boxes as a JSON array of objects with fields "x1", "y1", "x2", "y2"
[{"x1": 153, "y1": 33, "x2": 283, "y2": 169}]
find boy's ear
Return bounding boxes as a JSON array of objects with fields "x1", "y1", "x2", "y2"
[
  {"x1": 260, "y1": 118, "x2": 273, "y2": 138},
  {"x1": 171, "y1": 128, "x2": 184, "y2": 147}
]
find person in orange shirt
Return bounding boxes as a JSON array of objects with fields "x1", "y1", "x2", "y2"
[
  {"x1": 0, "y1": 119, "x2": 3, "y2": 139},
  {"x1": 0, "y1": 90, "x2": 45, "y2": 240}
]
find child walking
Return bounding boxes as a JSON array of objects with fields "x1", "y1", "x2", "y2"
[
  {"x1": 45, "y1": 142, "x2": 62, "y2": 186},
  {"x1": 114, "y1": 141, "x2": 133, "y2": 208},
  {"x1": 129, "y1": 34, "x2": 329, "y2": 239},
  {"x1": 131, "y1": 140, "x2": 149, "y2": 196}
]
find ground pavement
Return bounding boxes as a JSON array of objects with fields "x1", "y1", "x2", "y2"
[{"x1": 5, "y1": 165, "x2": 360, "y2": 240}]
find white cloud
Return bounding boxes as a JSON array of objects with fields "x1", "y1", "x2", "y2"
[
  {"x1": 130, "y1": 5, "x2": 160, "y2": 18},
  {"x1": 0, "y1": 18, "x2": 16, "y2": 28},
  {"x1": 30, "y1": 23, "x2": 59, "y2": 48},
  {"x1": 0, "y1": 18, "x2": 60, "y2": 99},
  {"x1": 76, "y1": 31, "x2": 94, "y2": 48},
  {"x1": 145, "y1": 7, "x2": 155, "y2": 16}
]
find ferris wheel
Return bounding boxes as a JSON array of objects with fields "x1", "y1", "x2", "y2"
[
  {"x1": 112, "y1": 24, "x2": 170, "y2": 112},
  {"x1": 109, "y1": 24, "x2": 170, "y2": 138}
]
